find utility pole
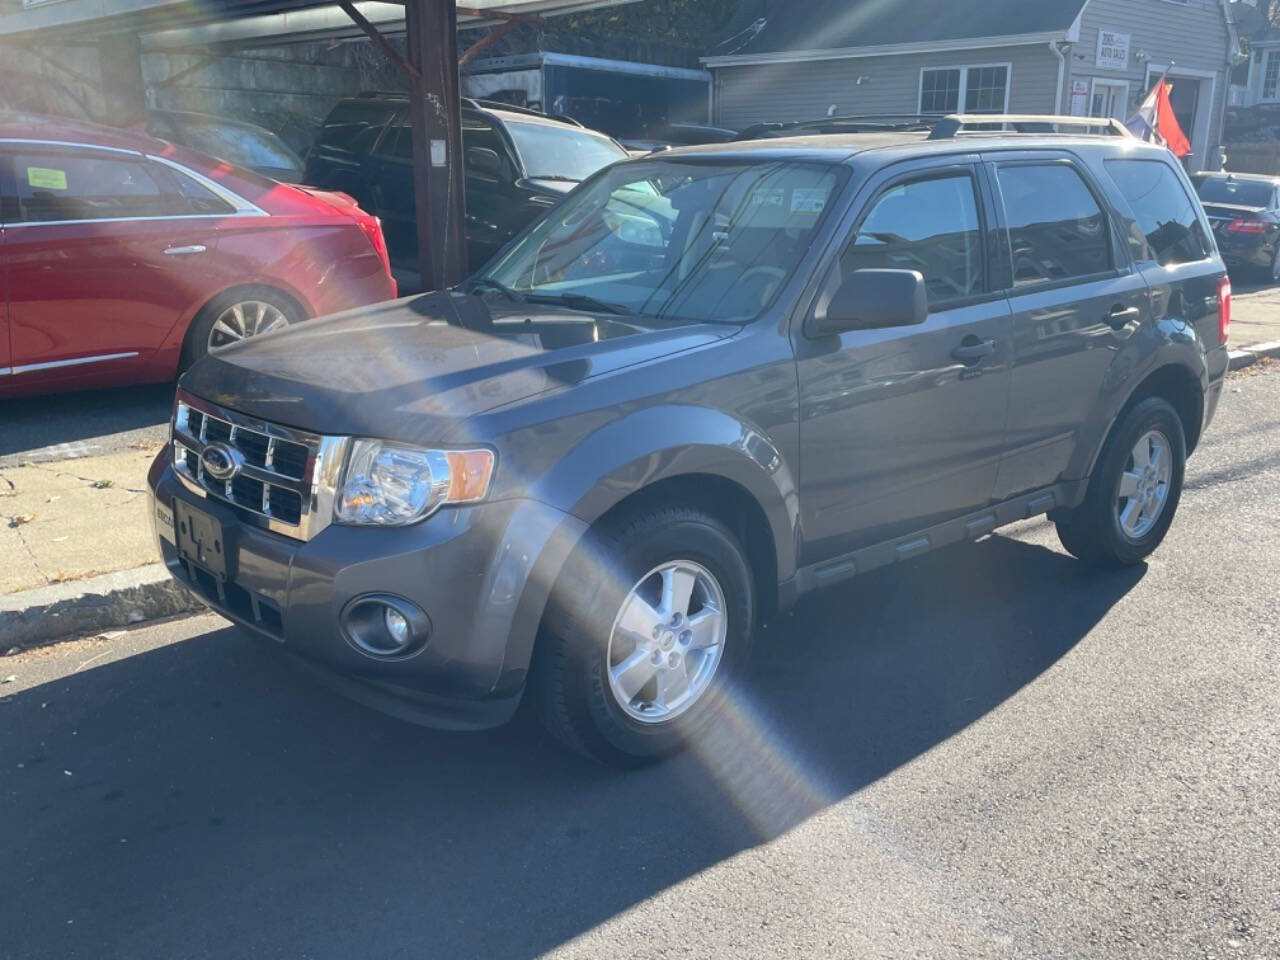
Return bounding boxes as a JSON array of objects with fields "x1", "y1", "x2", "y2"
[{"x1": 404, "y1": 0, "x2": 468, "y2": 290}]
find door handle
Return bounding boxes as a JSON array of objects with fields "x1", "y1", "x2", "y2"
[
  {"x1": 951, "y1": 338, "x2": 997, "y2": 363},
  {"x1": 163, "y1": 244, "x2": 206, "y2": 256},
  {"x1": 1106, "y1": 305, "x2": 1141, "y2": 330}
]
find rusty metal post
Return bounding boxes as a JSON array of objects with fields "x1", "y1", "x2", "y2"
[{"x1": 405, "y1": 0, "x2": 468, "y2": 290}]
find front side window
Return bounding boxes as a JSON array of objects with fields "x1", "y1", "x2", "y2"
[
  {"x1": 10, "y1": 150, "x2": 190, "y2": 223},
  {"x1": 995, "y1": 164, "x2": 1112, "y2": 287},
  {"x1": 1111, "y1": 160, "x2": 1211, "y2": 266},
  {"x1": 503, "y1": 119, "x2": 628, "y2": 182},
  {"x1": 842, "y1": 174, "x2": 985, "y2": 306},
  {"x1": 479, "y1": 159, "x2": 845, "y2": 323},
  {"x1": 919, "y1": 65, "x2": 1008, "y2": 115}
]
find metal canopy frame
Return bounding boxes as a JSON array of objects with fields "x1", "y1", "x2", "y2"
[{"x1": 1, "y1": 0, "x2": 640, "y2": 290}]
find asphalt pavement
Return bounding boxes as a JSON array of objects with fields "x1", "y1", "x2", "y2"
[
  {"x1": 0, "y1": 383, "x2": 174, "y2": 468},
  {"x1": 1, "y1": 365, "x2": 1277, "y2": 959}
]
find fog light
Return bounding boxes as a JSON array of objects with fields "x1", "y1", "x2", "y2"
[
  {"x1": 384, "y1": 607, "x2": 410, "y2": 647},
  {"x1": 340, "y1": 595, "x2": 431, "y2": 660}
]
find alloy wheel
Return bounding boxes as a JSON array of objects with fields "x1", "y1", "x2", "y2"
[
  {"x1": 605, "y1": 560, "x2": 728, "y2": 725},
  {"x1": 1114, "y1": 428, "x2": 1172, "y2": 541},
  {"x1": 208, "y1": 300, "x2": 292, "y2": 351}
]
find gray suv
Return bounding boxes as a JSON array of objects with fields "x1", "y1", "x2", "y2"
[{"x1": 148, "y1": 115, "x2": 1231, "y2": 764}]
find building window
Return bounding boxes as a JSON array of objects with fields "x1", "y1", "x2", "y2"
[
  {"x1": 919, "y1": 65, "x2": 1009, "y2": 115},
  {"x1": 920, "y1": 68, "x2": 962, "y2": 113},
  {"x1": 1264, "y1": 51, "x2": 1280, "y2": 101}
]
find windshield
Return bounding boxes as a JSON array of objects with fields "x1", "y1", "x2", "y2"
[
  {"x1": 1194, "y1": 176, "x2": 1274, "y2": 208},
  {"x1": 504, "y1": 118, "x2": 628, "y2": 182},
  {"x1": 177, "y1": 120, "x2": 301, "y2": 171},
  {"x1": 477, "y1": 158, "x2": 845, "y2": 324}
]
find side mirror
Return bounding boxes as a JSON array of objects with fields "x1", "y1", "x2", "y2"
[
  {"x1": 466, "y1": 146, "x2": 504, "y2": 178},
  {"x1": 809, "y1": 268, "x2": 928, "y2": 337}
]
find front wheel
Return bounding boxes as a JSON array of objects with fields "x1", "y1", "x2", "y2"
[
  {"x1": 1055, "y1": 396, "x2": 1187, "y2": 567},
  {"x1": 531, "y1": 506, "x2": 756, "y2": 765}
]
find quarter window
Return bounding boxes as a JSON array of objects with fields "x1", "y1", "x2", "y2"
[
  {"x1": 11, "y1": 151, "x2": 191, "y2": 223},
  {"x1": 1108, "y1": 159, "x2": 1210, "y2": 266},
  {"x1": 843, "y1": 174, "x2": 985, "y2": 306},
  {"x1": 995, "y1": 164, "x2": 1112, "y2": 287},
  {"x1": 919, "y1": 65, "x2": 1009, "y2": 115}
]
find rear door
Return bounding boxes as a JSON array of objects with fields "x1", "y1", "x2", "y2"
[
  {"x1": 2, "y1": 143, "x2": 228, "y2": 391},
  {"x1": 795, "y1": 157, "x2": 1013, "y2": 561},
  {"x1": 985, "y1": 152, "x2": 1149, "y2": 499}
]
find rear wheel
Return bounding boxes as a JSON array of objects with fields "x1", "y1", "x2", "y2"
[
  {"x1": 532, "y1": 505, "x2": 755, "y2": 765},
  {"x1": 181, "y1": 287, "x2": 304, "y2": 370},
  {"x1": 1055, "y1": 396, "x2": 1186, "y2": 567}
]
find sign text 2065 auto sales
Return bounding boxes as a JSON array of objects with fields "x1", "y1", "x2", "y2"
[{"x1": 1096, "y1": 30, "x2": 1131, "y2": 71}]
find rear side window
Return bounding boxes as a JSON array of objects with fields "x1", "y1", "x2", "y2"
[
  {"x1": 843, "y1": 173, "x2": 985, "y2": 306},
  {"x1": 170, "y1": 168, "x2": 236, "y2": 216},
  {"x1": 995, "y1": 164, "x2": 1112, "y2": 287},
  {"x1": 1109, "y1": 159, "x2": 1211, "y2": 266},
  {"x1": 317, "y1": 101, "x2": 398, "y2": 151},
  {"x1": 10, "y1": 151, "x2": 190, "y2": 222}
]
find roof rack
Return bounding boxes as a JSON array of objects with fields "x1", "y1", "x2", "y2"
[
  {"x1": 735, "y1": 114, "x2": 942, "y2": 140},
  {"x1": 928, "y1": 114, "x2": 1134, "y2": 139},
  {"x1": 460, "y1": 97, "x2": 584, "y2": 127}
]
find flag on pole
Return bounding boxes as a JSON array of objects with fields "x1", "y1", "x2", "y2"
[{"x1": 1127, "y1": 77, "x2": 1192, "y2": 157}]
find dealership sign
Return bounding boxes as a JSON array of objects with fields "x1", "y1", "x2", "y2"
[{"x1": 1096, "y1": 30, "x2": 1131, "y2": 71}]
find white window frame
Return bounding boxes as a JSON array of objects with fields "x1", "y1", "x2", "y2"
[
  {"x1": 917, "y1": 62, "x2": 1013, "y2": 115},
  {"x1": 1261, "y1": 49, "x2": 1280, "y2": 103},
  {"x1": 1089, "y1": 78, "x2": 1130, "y2": 120}
]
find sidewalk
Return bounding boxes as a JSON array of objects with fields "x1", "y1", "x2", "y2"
[
  {"x1": 1230, "y1": 283, "x2": 1280, "y2": 353},
  {"x1": 1, "y1": 445, "x2": 203, "y2": 647}
]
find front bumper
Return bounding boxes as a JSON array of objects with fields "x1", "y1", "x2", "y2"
[{"x1": 148, "y1": 452, "x2": 586, "y2": 730}]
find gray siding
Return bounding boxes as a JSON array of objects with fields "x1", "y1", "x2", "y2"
[
  {"x1": 714, "y1": 44, "x2": 1061, "y2": 130},
  {"x1": 1067, "y1": 0, "x2": 1229, "y2": 166}
]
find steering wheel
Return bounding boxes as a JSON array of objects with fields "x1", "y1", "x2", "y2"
[{"x1": 737, "y1": 266, "x2": 788, "y2": 307}]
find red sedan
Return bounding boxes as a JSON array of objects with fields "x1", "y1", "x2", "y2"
[{"x1": 0, "y1": 114, "x2": 396, "y2": 397}]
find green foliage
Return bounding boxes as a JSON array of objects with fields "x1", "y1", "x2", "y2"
[{"x1": 552, "y1": 0, "x2": 742, "y2": 46}]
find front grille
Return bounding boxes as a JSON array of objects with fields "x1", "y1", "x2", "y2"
[{"x1": 171, "y1": 392, "x2": 340, "y2": 540}]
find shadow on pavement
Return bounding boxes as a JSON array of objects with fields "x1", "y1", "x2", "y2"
[
  {"x1": 0, "y1": 533, "x2": 1145, "y2": 960},
  {"x1": 0, "y1": 383, "x2": 173, "y2": 459}
]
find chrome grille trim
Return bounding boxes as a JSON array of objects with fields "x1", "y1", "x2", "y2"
[{"x1": 171, "y1": 389, "x2": 348, "y2": 542}]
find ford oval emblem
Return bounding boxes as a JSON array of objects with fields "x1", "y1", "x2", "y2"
[{"x1": 201, "y1": 443, "x2": 242, "y2": 482}]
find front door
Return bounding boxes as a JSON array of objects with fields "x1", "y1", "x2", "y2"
[
  {"x1": 1, "y1": 143, "x2": 221, "y2": 391},
  {"x1": 795, "y1": 160, "x2": 1013, "y2": 563},
  {"x1": 984, "y1": 154, "x2": 1150, "y2": 499}
]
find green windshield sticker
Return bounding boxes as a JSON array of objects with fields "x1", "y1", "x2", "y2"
[{"x1": 27, "y1": 167, "x2": 68, "y2": 190}]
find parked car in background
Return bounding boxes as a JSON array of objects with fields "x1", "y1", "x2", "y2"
[
  {"x1": 146, "y1": 109, "x2": 306, "y2": 183},
  {"x1": 0, "y1": 113, "x2": 396, "y2": 398},
  {"x1": 303, "y1": 94, "x2": 629, "y2": 270},
  {"x1": 151, "y1": 115, "x2": 1228, "y2": 764},
  {"x1": 620, "y1": 122, "x2": 739, "y2": 155},
  {"x1": 1192, "y1": 172, "x2": 1280, "y2": 281}
]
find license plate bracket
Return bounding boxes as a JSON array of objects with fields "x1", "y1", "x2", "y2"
[{"x1": 175, "y1": 500, "x2": 230, "y2": 580}]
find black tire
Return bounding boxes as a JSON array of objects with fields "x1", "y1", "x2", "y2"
[
  {"x1": 180, "y1": 286, "x2": 305, "y2": 371},
  {"x1": 531, "y1": 505, "x2": 756, "y2": 766},
  {"x1": 1055, "y1": 396, "x2": 1187, "y2": 567}
]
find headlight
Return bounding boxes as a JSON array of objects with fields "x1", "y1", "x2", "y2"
[{"x1": 335, "y1": 439, "x2": 495, "y2": 526}]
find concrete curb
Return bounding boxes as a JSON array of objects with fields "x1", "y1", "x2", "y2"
[
  {"x1": 0, "y1": 564, "x2": 206, "y2": 650},
  {"x1": 1229, "y1": 341, "x2": 1280, "y2": 371}
]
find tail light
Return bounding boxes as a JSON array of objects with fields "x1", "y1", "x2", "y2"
[
  {"x1": 355, "y1": 213, "x2": 396, "y2": 295},
  {"x1": 1227, "y1": 217, "x2": 1268, "y2": 234},
  {"x1": 1217, "y1": 275, "x2": 1231, "y2": 345}
]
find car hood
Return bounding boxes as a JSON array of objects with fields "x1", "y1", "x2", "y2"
[{"x1": 180, "y1": 292, "x2": 730, "y2": 443}]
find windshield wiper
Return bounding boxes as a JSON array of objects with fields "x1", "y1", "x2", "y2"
[
  {"x1": 526, "y1": 292, "x2": 634, "y2": 316},
  {"x1": 467, "y1": 277, "x2": 526, "y2": 303},
  {"x1": 526, "y1": 174, "x2": 581, "y2": 183}
]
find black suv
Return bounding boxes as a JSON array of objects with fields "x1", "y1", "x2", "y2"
[
  {"x1": 152, "y1": 115, "x2": 1230, "y2": 764},
  {"x1": 303, "y1": 94, "x2": 628, "y2": 269}
]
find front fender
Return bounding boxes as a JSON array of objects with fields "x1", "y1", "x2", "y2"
[{"x1": 526, "y1": 404, "x2": 799, "y2": 584}]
